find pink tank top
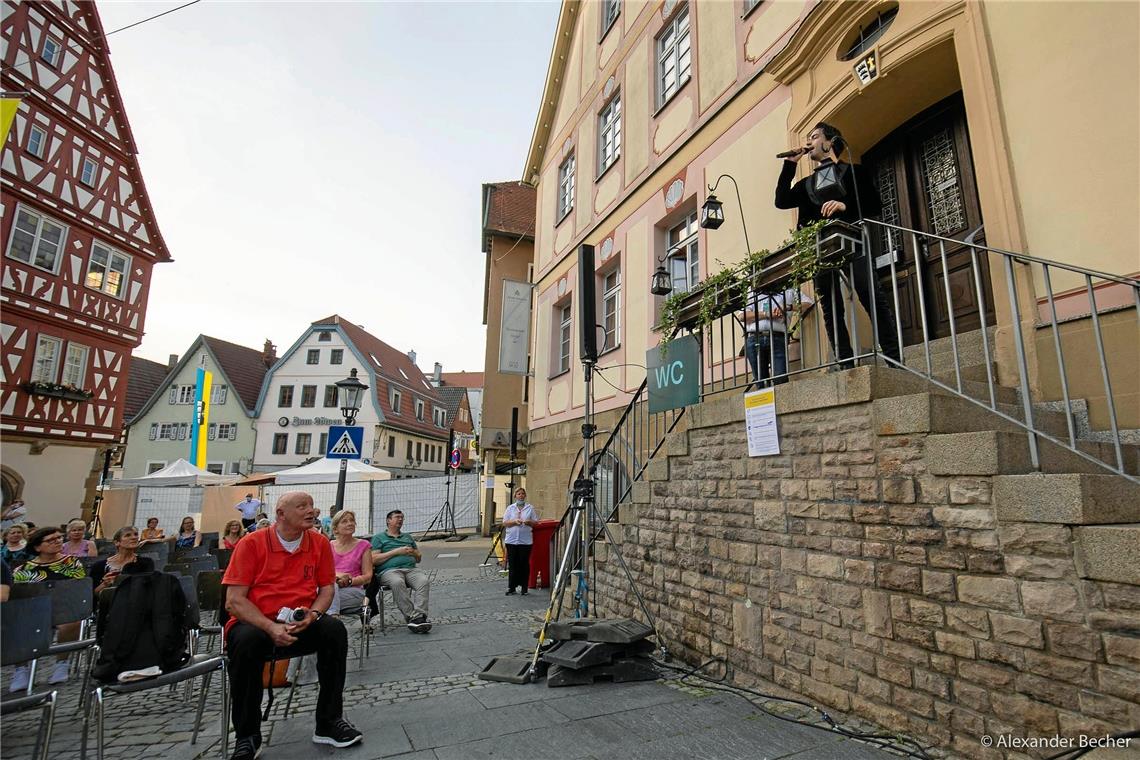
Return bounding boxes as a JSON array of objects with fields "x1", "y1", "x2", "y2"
[{"x1": 332, "y1": 539, "x2": 369, "y2": 575}]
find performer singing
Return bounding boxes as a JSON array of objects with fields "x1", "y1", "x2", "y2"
[{"x1": 774, "y1": 122, "x2": 900, "y2": 366}]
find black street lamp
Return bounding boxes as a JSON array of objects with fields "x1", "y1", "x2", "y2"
[
  {"x1": 333, "y1": 368, "x2": 369, "y2": 516},
  {"x1": 701, "y1": 174, "x2": 752, "y2": 256},
  {"x1": 650, "y1": 256, "x2": 673, "y2": 296}
]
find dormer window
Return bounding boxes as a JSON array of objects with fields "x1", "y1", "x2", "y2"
[
  {"x1": 318, "y1": 331, "x2": 332, "y2": 342},
  {"x1": 415, "y1": 399, "x2": 425, "y2": 421},
  {"x1": 391, "y1": 389, "x2": 402, "y2": 414}
]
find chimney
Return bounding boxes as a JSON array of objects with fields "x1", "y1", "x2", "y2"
[
  {"x1": 167, "y1": 353, "x2": 178, "y2": 369},
  {"x1": 433, "y1": 362, "x2": 442, "y2": 385},
  {"x1": 262, "y1": 339, "x2": 277, "y2": 367},
  {"x1": 407, "y1": 349, "x2": 417, "y2": 365}
]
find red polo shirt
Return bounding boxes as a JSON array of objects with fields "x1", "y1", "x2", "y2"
[{"x1": 222, "y1": 525, "x2": 335, "y2": 635}]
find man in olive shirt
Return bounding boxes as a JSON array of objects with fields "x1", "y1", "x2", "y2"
[{"x1": 370, "y1": 510, "x2": 431, "y2": 633}]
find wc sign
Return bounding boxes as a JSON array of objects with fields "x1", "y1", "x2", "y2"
[{"x1": 647, "y1": 335, "x2": 700, "y2": 414}]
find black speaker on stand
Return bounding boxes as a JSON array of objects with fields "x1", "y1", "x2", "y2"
[{"x1": 578, "y1": 244, "x2": 598, "y2": 364}]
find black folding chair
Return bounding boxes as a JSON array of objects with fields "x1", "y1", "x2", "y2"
[
  {"x1": 366, "y1": 572, "x2": 393, "y2": 634},
  {"x1": 172, "y1": 545, "x2": 209, "y2": 562},
  {"x1": 94, "y1": 539, "x2": 114, "y2": 554},
  {"x1": 11, "y1": 578, "x2": 97, "y2": 705},
  {"x1": 191, "y1": 571, "x2": 225, "y2": 654},
  {"x1": 199, "y1": 532, "x2": 220, "y2": 552},
  {"x1": 136, "y1": 551, "x2": 168, "y2": 572},
  {"x1": 1, "y1": 597, "x2": 59, "y2": 760},
  {"x1": 168, "y1": 556, "x2": 219, "y2": 578},
  {"x1": 208, "y1": 547, "x2": 232, "y2": 570},
  {"x1": 81, "y1": 574, "x2": 228, "y2": 760}
]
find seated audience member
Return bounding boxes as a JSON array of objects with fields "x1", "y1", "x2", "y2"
[
  {"x1": 222, "y1": 520, "x2": 245, "y2": 550},
  {"x1": 140, "y1": 517, "x2": 166, "y2": 544},
  {"x1": 91, "y1": 526, "x2": 154, "y2": 594},
  {"x1": 2, "y1": 524, "x2": 28, "y2": 565},
  {"x1": 222, "y1": 491, "x2": 362, "y2": 759},
  {"x1": 327, "y1": 511, "x2": 371, "y2": 615},
  {"x1": 175, "y1": 516, "x2": 201, "y2": 549},
  {"x1": 10, "y1": 527, "x2": 87, "y2": 689},
  {"x1": 1, "y1": 499, "x2": 27, "y2": 530},
  {"x1": 62, "y1": 518, "x2": 97, "y2": 557},
  {"x1": 370, "y1": 510, "x2": 431, "y2": 633}
]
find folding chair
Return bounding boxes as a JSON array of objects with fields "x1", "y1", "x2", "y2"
[
  {"x1": 199, "y1": 532, "x2": 220, "y2": 552},
  {"x1": 208, "y1": 547, "x2": 232, "y2": 570},
  {"x1": 11, "y1": 578, "x2": 97, "y2": 704},
  {"x1": 137, "y1": 551, "x2": 168, "y2": 572},
  {"x1": 1, "y1": 597, "x2": 59, "y2": 760},
  {"x1": 193, "y1": 570, "x2": 226, "y2": 653},
  {"x1": 168, "y1": 556, "x2": 219, "y2": 578},
  {"x1": 366, "y1": 576, "x2": 393, "y2": 633},
  {"x1": 81, "y1": 574, "x2": 228, "y2": 760},
  {"x1": 172, "y1": 545, "x2": 209, "y2": 562}
]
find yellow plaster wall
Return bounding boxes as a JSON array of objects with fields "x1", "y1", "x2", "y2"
[
  {"x1": 625, "y1": 217, "x2": 652, "y2": 378},
  {"x1": 554, "y1": 25, "x2": 583, "y2": 137},
  {"x1": 577, "y1": 117, "x2": 597, "y2": 231},
  {"x1": 984, "y1": 1, "x2": 1140, "y2": 290},
  {"x1": 595, "y1": 167, "x2": 621, "y2": 213},
  {"x1": 599, "y1": 18, "x2": 621, "y2": 68},
  {"x1": 654, "y1": 94, "x2": 694, "y2": 154},
  {"x1": 580, "y1": 0, "x2": 599, "y2": 94},
  {"x1": 624, "y1": 36, "x2": 651, "y2": 183},
  {"x1": 696, "y1": 0, "x2": 738, "y2": 113},
  {"x1": 745, "y1": 0, "x2": 804, "y2": 62}
]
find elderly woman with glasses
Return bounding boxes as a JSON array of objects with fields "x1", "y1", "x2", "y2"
[
  {"x1": 9, "y1": 526, "x2": 88, "y2": 691},
  {"x1": 90, "y1": 526, "x2": 154, "y2": 594}
]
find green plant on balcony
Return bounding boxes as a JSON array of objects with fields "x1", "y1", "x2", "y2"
[{"x1": 21, "y1": 380, "x2": 95, "y2": 402}]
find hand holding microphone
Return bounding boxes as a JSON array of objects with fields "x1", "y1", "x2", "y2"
[{"x1": 776, "y1": 146, "x2": 807, "y2": 161}]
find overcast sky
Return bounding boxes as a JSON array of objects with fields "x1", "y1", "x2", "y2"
[{"x1": 96, "y1": 0, "x2": 557, "y2": 373}]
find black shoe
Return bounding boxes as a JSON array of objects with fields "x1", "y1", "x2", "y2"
[
  {"x1": 313, "y1": 718, "x2": 363, "y2": 748},
  {"x1": 230, "y1": 736, "x2": 263, "y2": 760},
  {"x1": 505, "y1": 588, "x2": 516, "y2": 595},
  {"x1": 520, "y1": 589, "x2": 528, "y2": 595}
]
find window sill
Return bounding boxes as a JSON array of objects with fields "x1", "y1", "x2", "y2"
[
  {"x1": 549, "y1": 369, "x2": 571, "y2": 381},
  {"x1": 6, "y1": 253, "x2": 61, "y2": 277},
  {"x1": 741, "y1": 1, "x2": 763, "y2": 21},
  {"x1": 554, "y1": 207, "x2": 573, "y2": 228},
  {"x1": 599, "y1": 344, "x2": 622, "y2": 358},
  {"x1": 595, "y1": 156, "x2": 620, "y2": 183},
  {"x1": 598, "y1": 14, "x2": 619, "y2": 44},
  {"x1": 653, "y1": 76, "x2": 692, "y2": 119}
]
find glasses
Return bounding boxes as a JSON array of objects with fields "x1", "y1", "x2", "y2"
[{"x1": 43, "y1": 535, "x2": 64, "y2": 543}]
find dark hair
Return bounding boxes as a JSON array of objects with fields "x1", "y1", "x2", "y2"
[
  {"x1": 27, "y1": 526, "x2": 63, "y2": 554},
  {"x1": 815, "y1": 121, "x2": 847, "y2": 156},
  {"x1": 386, "y1": 510, "x2": 404, "y2": 521},
  {"x1": 113, "y1": 526, "x2": 138, "y2": 542}
]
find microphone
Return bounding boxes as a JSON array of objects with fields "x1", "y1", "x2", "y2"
[{"x1": 776, "y1": 148, "x2": 805, "y2": 159}]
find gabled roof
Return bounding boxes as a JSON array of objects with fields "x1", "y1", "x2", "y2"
[
  {"x1": 312, "y1": 316, "x2": 449, "y2": 441},
  {"x1": 123, "y1": 356, "x2": 171, "y2": 422},
  {"x1": 438, "y1": 386, "x2": 468, "y2": 426},
  {"x1": 482, "y1": 182, "x2": 536, "y2": 245},
  {"x1": 439, "y1": 371, "x2": 484, "y2": 388}
]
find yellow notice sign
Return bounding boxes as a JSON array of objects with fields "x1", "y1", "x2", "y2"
[
  {"x1": 1, "y1": 99, "x2": 21, "y2": 140},
  {"x1": 744, "y1": 388, "x2": 779, "y2": 456}
]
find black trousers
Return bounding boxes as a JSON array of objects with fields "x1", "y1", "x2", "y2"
[
  {"x1": 226, "y1": 617, "x2": 347, "y2": 739},
  {"x1": 506, "y1": 543, "x2": 532, "y2": 591},
  {"x1": 815, "y1": 257, "x2": 901, "y2": 365},
  {"x1": 240, "y1": 518, "x2": 256, "y2": 530}
]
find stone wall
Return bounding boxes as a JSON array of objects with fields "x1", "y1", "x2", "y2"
[{"x1": 588, "y1": 368, "x2": 1139, "y2": 759}]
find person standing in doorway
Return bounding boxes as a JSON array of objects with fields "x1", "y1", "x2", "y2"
[{"x1": 503, "y1": 488, "x2": 538, "y2": 596}]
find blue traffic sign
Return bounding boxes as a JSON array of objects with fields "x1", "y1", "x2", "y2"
[{"x1": 327, "y1": 426, "x2": 364, "y2": 460}]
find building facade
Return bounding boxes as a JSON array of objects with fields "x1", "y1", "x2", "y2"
[
  {"x1": 1, "y1": 0, "x2": 172, "y2": 527},
  {"x1": 252, "y1": 316, "x2": 450, "y2": 478},
  {"x1": 122, "y1": 336, "x2": 272, "y2": 478}
]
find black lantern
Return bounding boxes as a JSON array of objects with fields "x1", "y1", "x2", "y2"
[
  {"x1": 650, "y1": 258, "x2": 673, "y2": 296},
  {"x1": 335, "y1": 368, "x2": 369, "y2": 427},
  {"x1": 700, "y1": 192, "x2": 725, "y2": 229}
]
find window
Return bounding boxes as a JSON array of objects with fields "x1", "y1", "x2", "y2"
[
  {"x1": 598, "y1": 96, "x2": 622, "y2": 174},
  {"x1": 61, "y1": 343, "x2": 88, "y2": 387},
  {"x1": 211, "y1": 384, "x2": 228, "y2": 405},
  {"x1": 295, "y1": 433, "x2": 311, "y2": 455},
  {"x1": 177, "y1": 384, "x2": 196, "y2": 404},
  {"x1": 318, "y1": 432, "x2": 328, "y2": 456},
  {"x1": 557, "y1": 303, "x2": 572, "y2": 375},
  {"x1": 85, "y1": 243, "x2": 129, "y2": 297},
  {"x1": 330, "y1": 349, "x2": 343, "y2": 365},
  {"x1": 217, "y1": 423, "x2": 237, "y2": 441},
  {"x1": 318, "y1": 331, "x2": 332, "y2": 342},
  {"x1": 391, "y1": 390, "x2": 402, "y2": 414},
  {"x1": 406, "y1": 440, "x2": 413, "y2": 460},
  {"x1": 743, "y1": 0, "x2": 761, "y2": 15},
  {"x1": 147, "y1": 461, "x2": 166, "y2": 474},
  {"x1": 41, "y1": 36, "x2": 62, "y2": 67},
  {"x1": 31, "y1": 335, "x2": 62, "y2": 383},
  {"x1": 657, "y1": 6, "x2": 691, "y2": 106},
  {"x1": 272, "y1": 433, "x2": 288, "y2": 455},
  {"x1": 324, "y1": 384, "x2": 338, "y2": 408},
  {"x1": 206, "y1": 463, "x2": 225, "y2": 475},
  {"x1": 388, "y1": 436, "x2": 396, "y2": 458},
  {"x1": 278, "y1": 385, "x2": 293, "y2": 407},
  {"x1": 416, "y1": 441, "x2": 422, "y2": 461},
  {"x1": 839, "y1": 6, "x2": 898, "y2": 61},
  {"x1": 27, "y1": 126, "x2": 47, "y2": 159},
  {"x1": 300, "y1": 385, "x2": 317, "y2": 408},
  {"x1": 306, "y1": 349, "x2": 320, "y2": 365},
  {"x1": 602, "y1": 0, "x2": 620, "y2": 34},
  {"x1": 557, "y1": 154, "x2": 575, "y2": 220},
  {"x1": 80, "y1": 158, "x2": 98, "y2": 187},
  {"x1": 7, "y1": 207, "x2": 66, "y2": 272},
  {"x1": 667, "y1": 211, "x2": 700, "y2": 293},
  {"x1": 152, "y1": 422, "x2": 182, "y2": 441},
  {"x1": 415, "y1": 399, "x2": 425, "y2": 421},
  {"x1": 601, "y1": 268, "x2": 621, "y2": 351}
]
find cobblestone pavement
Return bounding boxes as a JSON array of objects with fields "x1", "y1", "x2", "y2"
[{"x1": 2, "y1": 538, "x2": 910, "y2": 760}]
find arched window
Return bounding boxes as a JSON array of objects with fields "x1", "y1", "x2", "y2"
[{"x1": 839, "y1": 5, "x2": 898, "y2": 61}]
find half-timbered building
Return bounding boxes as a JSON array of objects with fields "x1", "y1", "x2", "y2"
[{"x1": 1, "y1": 0, "x2": 172, "y2": 527}]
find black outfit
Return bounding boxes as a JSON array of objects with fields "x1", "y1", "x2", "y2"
[
  {"x1": 241, "y1": 518, "x2": 256, "y2": 531},
  {"x1": 89, "y1": 555, "x2": 154, "y2": 588},
  {"x1": 775, "y1": 159, "x2": 900, "y2": 364},
  {"x1": 226, "y1": 616, "x2": 348, "y2": 739},
  {"x1": 505, "y1": 543, "x2": 532, "y2": 593}
]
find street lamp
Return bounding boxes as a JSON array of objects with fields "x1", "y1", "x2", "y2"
[
  {"x1": 650, "y1": 256, "x2": 673, "y2": 296},
  {"x1": 701, "y1": 174, "x2": 752, "y2": 256},
  {"x1": 333, "y1": 368, "x2": 369, "y2": 516}
]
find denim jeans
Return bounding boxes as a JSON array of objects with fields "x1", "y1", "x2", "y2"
[{"x1": 746, "y1": 332, "x2": 788, "y2": 386}]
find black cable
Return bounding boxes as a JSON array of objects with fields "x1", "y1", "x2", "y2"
[
  {"x1": 650, "y1": 655, "x2": 936, "y2": 759},
  {"x1": 104, "y1": 1, "x2": 203, "y2": 37}
]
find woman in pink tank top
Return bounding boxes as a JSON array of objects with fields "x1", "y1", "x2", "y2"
[{"x1": 328, "y1": 510, "x2": 373, "y2": 614}]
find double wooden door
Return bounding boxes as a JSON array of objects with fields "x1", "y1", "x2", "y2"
[{"x1": 862, "y1": 94, "x2": 994, "y2": 346}]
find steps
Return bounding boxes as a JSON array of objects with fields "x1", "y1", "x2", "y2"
[
  {"x1": 993, "y1": 473, "x2": 1140, "y2": 524},
  {"x1": 925, "y1": 430, "x2": 1139, "y2": 476},
  {"x1": 1074, "y1": 525, "x2": 1140, "y2": 585}
]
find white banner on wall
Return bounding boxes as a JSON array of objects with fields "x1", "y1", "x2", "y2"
[{"x1": 498, "y1": 279, "x2": 533, "y2": 375}]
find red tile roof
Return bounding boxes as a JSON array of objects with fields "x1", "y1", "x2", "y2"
[
  {"x1": 483, "y1": 182, "x2": 536, "y2": 239},
  {"x1": 202, "y1": 336, "x2": 271, "y2": 413},
  {"x1": 124, "y1": 356, "x2": 171, "y2": 422},
  {"x1": 312, "y1": 316, "x2": 449, "y2": 441},
  {"x1": 439, "y1": 371, "x2": 484, "y2": 388}
]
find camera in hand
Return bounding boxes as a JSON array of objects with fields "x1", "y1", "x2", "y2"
[{"x1": 276, "y1": 606, "x2": 306, "y2": 624}]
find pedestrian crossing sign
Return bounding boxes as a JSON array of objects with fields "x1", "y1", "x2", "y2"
[{"x1": 326, "y1": 425, "x2": 364, "y2": 459}]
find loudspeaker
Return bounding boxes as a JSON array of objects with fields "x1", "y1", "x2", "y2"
[
  {"x1": 510, "y1": 407, "x2": 519, "y2": 461},
  {"x1": 578, "y1": 244, "x2": 598, "y2": 362}
]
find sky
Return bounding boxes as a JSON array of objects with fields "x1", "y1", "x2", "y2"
[{"x1": 94, "y1": 0, "x2": 558, "y2": 373}]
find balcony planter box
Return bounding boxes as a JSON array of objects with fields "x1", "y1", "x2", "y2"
[
  {"x1": 748, "y1": 219, "x2": 865, "y2": 293},
  {"x1": 21, "y1": 382, "x2": 94, "y2": 402}
]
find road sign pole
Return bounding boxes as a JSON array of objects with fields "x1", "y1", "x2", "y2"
[{"x1": 334, "y1": 457, "x2": 348, "y2": 517}]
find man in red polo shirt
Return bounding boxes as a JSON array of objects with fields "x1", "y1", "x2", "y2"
[{"x1": 223, "y1": 491, "x2": 363, "y2": 759}]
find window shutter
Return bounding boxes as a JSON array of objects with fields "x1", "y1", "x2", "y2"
[
  {"x1": 149, "y1": 423, "x2": 158, "y2": 440},
  {"x1": 168, "y1": 387, "x2": 177, "y2": 404},
  {"x1": 208, "y1": 424, "x2": 216, "y2": 441},
  {"x1": 229, "y1": 425, "x2": 237, "y2": 441},
  {"x1": 178, "y1": 423, "x2": 188, "y2": 440}
]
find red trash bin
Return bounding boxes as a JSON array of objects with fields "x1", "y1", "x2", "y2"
[{"x1": 528, "y1": 519, "x2": 560, "y2": 590}]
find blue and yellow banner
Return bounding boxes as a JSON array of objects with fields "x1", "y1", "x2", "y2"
[
  {"x1": 189, "y1": 367, "x2": 212, "y2": 467},
  {"x1": 1, "y1": 98, "x2": 22, "y2": 141}
]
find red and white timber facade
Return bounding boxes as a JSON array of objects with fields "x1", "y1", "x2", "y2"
[{"x1": 1, "y1": 0, "x2": 172, "y2": 526}]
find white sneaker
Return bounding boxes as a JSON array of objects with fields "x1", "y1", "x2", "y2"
[
  {"x1": 9, "y1": 665, "x2": 29, "y2": 692},
  {"x1": 48, "y1": 661, "x2": 70, "y2": 685}
]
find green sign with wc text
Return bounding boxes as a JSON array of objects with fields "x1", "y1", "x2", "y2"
[{"x1": 647, "y1": 335, "x2": 700, "y2": 414}]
